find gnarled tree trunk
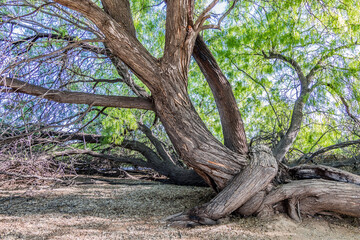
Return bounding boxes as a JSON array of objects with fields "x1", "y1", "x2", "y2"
[{"x1": 4, "y1": 0, "x2": 359, "y2": 226}]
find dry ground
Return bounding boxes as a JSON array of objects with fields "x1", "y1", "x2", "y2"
[{"x1": 0, "y1": 176, "x2": 359, "y2": 240}]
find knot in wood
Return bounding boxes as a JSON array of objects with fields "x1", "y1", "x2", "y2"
[{"x1": 249, "y1": 145, "x2": 278, "y2": 169}]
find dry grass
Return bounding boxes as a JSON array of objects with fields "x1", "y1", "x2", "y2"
[{"x1": 0, "y1": 176, "x2": 359, "y2": 240}]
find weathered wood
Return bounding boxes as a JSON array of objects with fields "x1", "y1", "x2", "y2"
[
  {"x1": 258, "y1": 179, "x2": 360, "y2": 218},
  {"x1": 16, "y1": 0, "x2": 360, "y2": 226},
  {"x1": 202, "y1": 145, "x2": 277, "y2": 219},
  {"x1": 289, "y1": 164, "x2": 360, "y2": 186},
  {"x1": 236, "y1": 191, "x2": 267, "y2": 216},
  {"x1": 101, "y1": 0, "x2": 136, "y2": 37},
  {"x1": 167, "y1": 145, "x2": 278, "y2": 226},
  {"x1": 152, "y1": 73, "x2": 248, "y2": 189}
]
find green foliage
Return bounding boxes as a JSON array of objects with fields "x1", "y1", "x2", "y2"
[
  {"x1": 189, "y1": 0, "x2": 360, "y2": 160},
  {"x1": 2, "y1": 0, "x2": 360, "y2": 163},
  {"x1": 101, "y1": 108, "x2": 138, "y2": 144}
]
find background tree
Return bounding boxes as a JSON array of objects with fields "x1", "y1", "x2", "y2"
[{"x1": 1, "y1": 0, "x2": 360, "y2": 227}]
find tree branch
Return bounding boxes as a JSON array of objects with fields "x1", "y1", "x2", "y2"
[
  {"x1": 289, "y1": 164, "x2": 360, "y2": 186},
  {"x1": 16, "y1": 131, "x2": 206, "y2": 186},
  {"x1": 307, "y1": 43, "x2": 358, "y2": 81},
  {"x1": 263, "y1": 52, "x2": 312, "y2": 161},
  {"x1": 0, "y1": 170, "x2": 65, "y2": 183},
  {"x1": 138, "y1": 123, "x2": 177, "y2": 165},
  {"x1": 101, "y1": 0, "x2": 136, "y2": 38},
  {"x1": 193, "y1": 36, "x2": 248, "y2": 154},
  {"x1": 272, "y1": 88, "x2": 310, "y2": 161},
  {"x1": 162, "y1": 0, "x2": 197, "y2": 73},
  {"x1": 326, "y1": 83, "x2": 360, "y2": 126},
  {"x1": 200, "y1": 0, "x2": 239, "y2": 31},
  {"x1": 51, "y1": 148, "x2": 150, "y2": 167},
  {"x1": 1, "y1": 77, "x2": 154, "y2": 110},
  {"x1": 264, "y1": 51, "x2": 307, "y2": 86},
  {"x1": 100, "y1": 0, "x2": 149, "y2": 98},
  {"x1": 53, "y1": 0, "x2": 159, "y2": 91},
  {"x1": 8, "y1": 32, "x2": 108, "y2": 55},
  {"x1": 194, "y1": 0, "x2": 218, "y2": 30},
  {"x1": 298, "y1": 139, "x2": 360, "y2": 163}
]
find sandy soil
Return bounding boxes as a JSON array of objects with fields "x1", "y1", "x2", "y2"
[{"x1": 0, "y1": 176, "x2": 359, "y2": 240}]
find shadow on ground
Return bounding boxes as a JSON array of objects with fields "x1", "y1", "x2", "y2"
[{"x1": 0, "y1": 177, "x2": 359, "y2": 240}]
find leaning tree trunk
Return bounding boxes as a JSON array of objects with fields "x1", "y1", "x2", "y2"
[
  {"x1": 152, "y1": 69, "x2": 248, "y2": 190},
  {"x1": 48, "y1": 0, "x2": 360, "y2": 226}
]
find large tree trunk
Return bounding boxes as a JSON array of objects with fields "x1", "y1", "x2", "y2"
[
  {"x1": 152, "y1": 69, "x2": 248, "y2": 190},
  {"x1": 27, "y1": 0, "x2": 360, "y2": 226}
]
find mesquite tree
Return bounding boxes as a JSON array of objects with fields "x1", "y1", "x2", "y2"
[{"x1": 1, "y1": 0, "x2": 360, "y2": 226}]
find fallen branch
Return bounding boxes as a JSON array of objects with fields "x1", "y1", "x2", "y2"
[{"x1": 0, "y1": 170, "x2": 65, "y2": 183}]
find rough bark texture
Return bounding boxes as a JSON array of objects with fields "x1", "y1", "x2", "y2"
[
  {"x1": 166, "y1": 145, "x2": 278, "y2": 227},
  {"x1": 5, "y1": 0, "x2": 360, "y2": 227},
  {"x1": 0, "y1": 77, "x2": 154, "y2": 110},
  {"x1": 193, "y1": 36, "x2": 248, "y2": 155},
  {"x1": 101, "y1": 0, "x2": 136, "y2": 38},
  {"x1": 152, "y1": 77, "x2": 248, "y2": 190},
  {"x1": 258, "y1": 179, "x2": 360, "y2": 219},
  {"x1": 202, "y1": 145, "x2": 277, "y2": 219},
  {"x1": 289, "y1": 164, "x2": 360, "y2": 186}
]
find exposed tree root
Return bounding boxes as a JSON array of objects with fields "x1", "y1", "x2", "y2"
[
  {"x1": 167, "y1": 147, "x2": 360, "y2": 227},
  {"x1": 257, "y1": 179, "x2": 360, "y2": 219},
  {"x1": 166, "y1": 145, "x2": 278, "y2": 227}
]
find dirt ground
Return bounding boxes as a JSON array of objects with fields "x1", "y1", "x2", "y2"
[{"x1": 0, "y1": 176, "x2": 359, "y2": 240}]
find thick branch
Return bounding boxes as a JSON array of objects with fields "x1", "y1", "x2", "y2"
[
  {"x1": 100, "y1": 0, "x2": 149, "y2": 98},
  {"x1": 101, "y1": 0, "x2": 136, "y2": 38},
  {"x1": 53, "y1": 0, "x2": 159, "y2": 91},
  {"x1": 193, "y1": 36, "x2": 248, "y2": 154},
  {"x1": 202, "y1": 145, "x2": 277, "y2": 219},
  {"x1": 1, "y1": 77, "x2": 154, "y2": 110},
  {"x1": 272, "y1": 88, "x2": 309, "y2": 161},
  {"x1": 29, "y1": 131, "x2": 206, "y2": 186},
  {"x1": 162, "y1": 0, "x2": 197, "y2": 73},
  {"x1": 9, "y1": 31, "x2": 149, "y2": 97},
  {"x1": 258, "y1": 179, "x2": 360, "y2": 218},
  {"x1": 167, "y1": 145, "x2": 277, "y2": 227},
  {"x1": 323, "y1": 157, "x2": 359, "y2": 168},
  {"x1": 289, "y1": 164, "x2": 360, "y2": 186},
  {"x1": 33, "y1": 131, "x2": 164, "y2": 168},
  {"x1": 138, "y1": 123, "x2": 177, "y2": 166}
]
